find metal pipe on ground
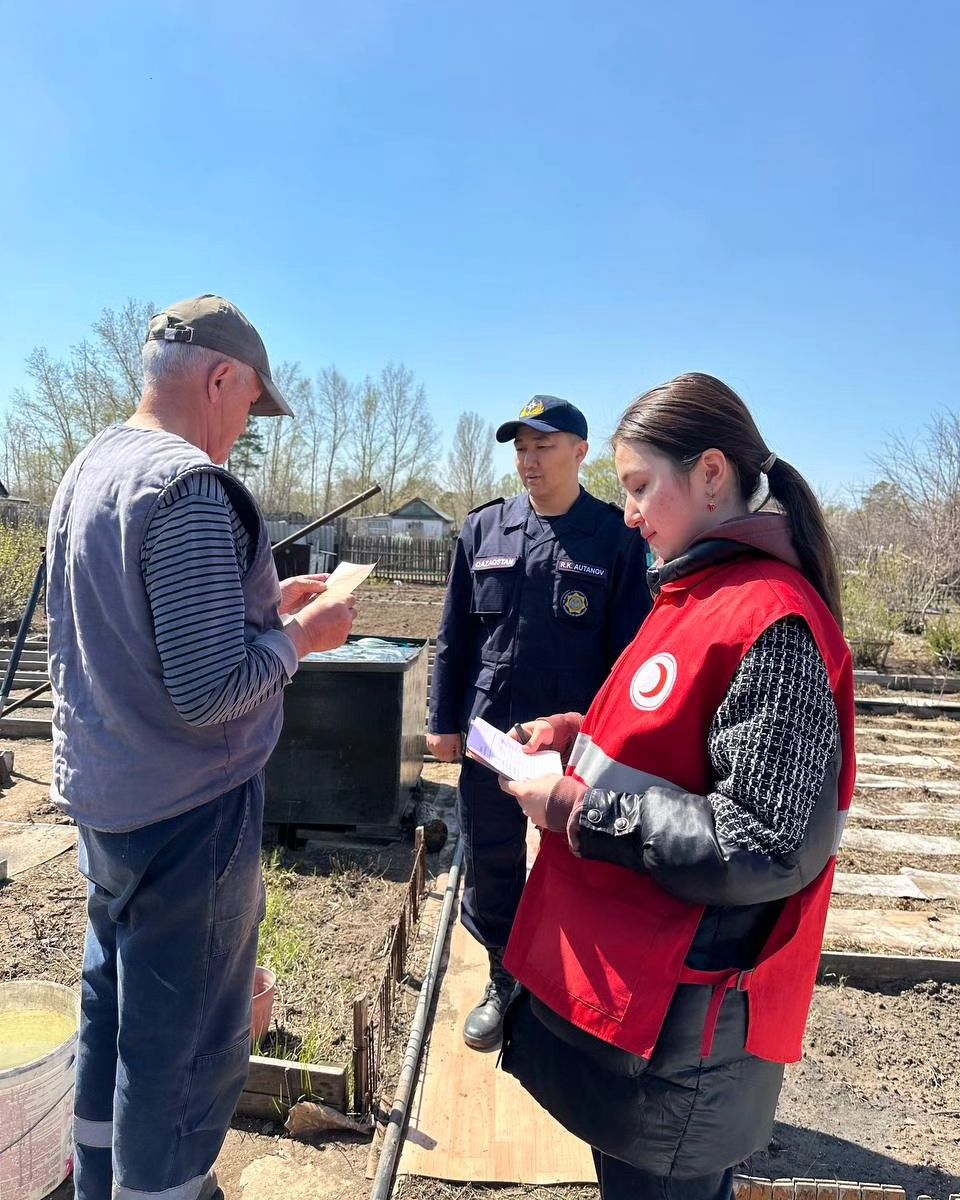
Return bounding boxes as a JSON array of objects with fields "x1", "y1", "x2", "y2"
[
  {"x1": 0, "y1": 486, "x2": 384, "y2": 720},
  {"x1": 1, "y1": 681, "x2": 51, "y2": 719},
  {"x1": 270, "y1": 484, "x2": 382, "y2": 553},
  {"x1": 369, "y1": 835, "x2": 464, "y2": 1200}
]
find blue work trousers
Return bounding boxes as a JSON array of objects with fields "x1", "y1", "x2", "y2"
[
  {"x1": 72, "y1": 775, "x2": 265, "y2": 1200},
  {"x1": 458, "y1": 756, "x2": 529, "y2": 948}
]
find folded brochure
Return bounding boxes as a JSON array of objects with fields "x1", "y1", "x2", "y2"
[
  {"x1": 323, "y1": 560, "x2": 375, "y2": 596},
  {"x1": 465, "y1": 716, "x2": 563, "y2": 781}
]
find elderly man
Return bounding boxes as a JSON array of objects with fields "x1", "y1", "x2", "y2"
[{"x1": 46, "y1": 296, "x2": 355, "y2": 1200}]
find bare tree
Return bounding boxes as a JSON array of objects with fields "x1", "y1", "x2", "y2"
[
  {"x1": 315, "y1": 366, "x2": 355, "y2": 512},
  {"x1": 580, "y1": 452, "x2": 624, "y2": 506},
  {"x1": 870, "y1": 411, "x2": 960, "y2": 607},
  {"x1": 2, "y1": 298, "x2": 153, "y2": 502},
  {"x1": 378, "y1": 362, "x2": 438, "y2": 507},
  {"x1": 495, "y1": 469, "x2": 519, "y2": 499},
  {"x1": 92, "y1": 300, "x2": 153, "y2": 408},
  {"x1": 0, "y1": 300, "x2": 453, "y2": 529},
  {"x1": 446, "y1": 412, "x2": 495, "y2": 520},
  {"x1": 255, "y1": 362, "x2": 309, "y2": 512},
  {"x1": 347, "y1": 377, "x2": 385, "y2": 492}
]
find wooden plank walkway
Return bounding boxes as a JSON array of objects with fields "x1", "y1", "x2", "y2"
[
  {"x1": 854, "y1": 773, "x2": 960, "y2": 795},
  {"x1": 826, "y1": 908, "x2": 960, "y2": 955},
  {"x1": 0, "y1": 820, "x2": 76, "y2": 875},
  {"x1": 397, "y1": 913, "x2": 596, "y2": 1184},
  {"x1": 841, "y1": 828, "x2": 960, "y2": 856}
]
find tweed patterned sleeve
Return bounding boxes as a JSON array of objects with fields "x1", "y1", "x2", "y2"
[{"x1": 707, "y1": 617, "x2": 839, "y2": 856}]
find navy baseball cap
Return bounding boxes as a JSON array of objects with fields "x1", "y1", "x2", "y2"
[{"x1": 495, "y1": 395, "x2": 589, "y2": 443}]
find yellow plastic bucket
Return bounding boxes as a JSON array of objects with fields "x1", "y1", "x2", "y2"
[{"x1": 0, "y1": 981, "x2": 80, "y2": 1200}]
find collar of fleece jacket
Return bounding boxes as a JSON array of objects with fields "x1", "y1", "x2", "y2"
[{"x1": 647, "y1": 511, "x2": 801, "y2": 595}]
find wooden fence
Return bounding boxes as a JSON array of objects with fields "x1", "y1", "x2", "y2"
[
  {"x1": 338, "y1": 533, "x2": 453, "y2": 585},
  {"x1": 351, "y1": 828, "x2": 428, "y2": 1116},
  {"x1": 0, "y1": 502, "x2": 48, "y2": 531}
]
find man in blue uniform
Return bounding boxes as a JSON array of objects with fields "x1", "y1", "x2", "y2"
[{"x1": 427, "y1": 395, "x2": 651, "y2": 1049}]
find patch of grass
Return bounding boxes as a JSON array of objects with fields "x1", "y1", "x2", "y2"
[
  {"x1": 258, "y1": 850, "x2": 328, "y2": 1063},
  {"x1": 259, "y1": 850, "x2": 309, "y2": 978},
  {"x1": 256, "y1": 847, "x2": 409, "y2": 1069}
]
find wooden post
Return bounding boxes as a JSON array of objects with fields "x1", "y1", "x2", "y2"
[{"x1": 352, "y1": 993, "x2": 369, "y2": 1116}]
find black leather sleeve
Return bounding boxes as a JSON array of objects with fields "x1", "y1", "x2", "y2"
[
  {"x1": 576, "y1": 746, "x2": 840, "y2": 906},
  {"x1": 575, "y1": 617, "x2": 842, "y2": 907}
]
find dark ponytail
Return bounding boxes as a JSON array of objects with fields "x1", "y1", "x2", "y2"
[
  {"x1": 613, "y1": 373, "x2": 843, "y2": 627},
  {"x1": 764, "y1": 457, "x2": 842, "y2": 628}
]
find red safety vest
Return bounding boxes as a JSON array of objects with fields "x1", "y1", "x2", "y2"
[{"x1": 504, "y1": 554, "x2": 855, "y2": 1065}]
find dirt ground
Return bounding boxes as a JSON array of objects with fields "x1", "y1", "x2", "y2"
[
  {"x1": 876, "y1": 631, "x2": 941, "y2": 676},
  {"x1": 2, "y1": 747, "x2": 461, "y2": 1200},
  {"x1": 6, "y1": 587, "x2": 960, "y2": 1198},
  {"x1": 7, "y1": 754, "x2": 960, "y2": 1199},
  {"x1": 351, "y1": 580, "x2": 446, "y2": 642}
]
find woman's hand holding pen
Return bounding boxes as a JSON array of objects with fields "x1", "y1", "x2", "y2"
[
  {"x1": 501, "y1": 718, "x2": 562, "y2": 828},
  {"x1": 508, "y1": 719, "x2": 555, "y2": 753}
]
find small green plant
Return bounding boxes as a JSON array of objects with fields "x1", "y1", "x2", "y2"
[
  {"x1": 926, "y1": 615, "x2": 960, "y2": 670},
  {"x1": 256, "y1": 851, "x2": 334, "y2": 1067}
]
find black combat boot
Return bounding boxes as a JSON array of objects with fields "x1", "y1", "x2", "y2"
[{"x1": 462, "y1": 946, "x2": 517, "y2": 1050}]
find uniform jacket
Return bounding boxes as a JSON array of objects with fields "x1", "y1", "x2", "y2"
[{"x1": 428, "y1": 488, "x2": 651, "y2": 734}]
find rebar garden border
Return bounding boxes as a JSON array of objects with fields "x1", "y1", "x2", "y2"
[
  {"x1": 352, "y1": 826, "x2": 429, "y2": 1115},
  {"x1": 234, "y1": 827, "x2": 431, "y2": 1121}
]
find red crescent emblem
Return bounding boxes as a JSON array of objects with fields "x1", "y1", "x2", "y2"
[
  {"x1": 637, "y1": 661, "x2": 668, "y2": 698},
  {"x1": 630, "y1": 653, "x2": 678, "y2": 712}
]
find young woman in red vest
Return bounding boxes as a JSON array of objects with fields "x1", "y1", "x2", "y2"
[{"x1": 498, "y1": 373, "x2": 854, "y2": 1200}]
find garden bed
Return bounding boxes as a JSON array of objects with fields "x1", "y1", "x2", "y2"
[{"x1": 0, "y1": 738, "x2": 458, "y2": 1128}]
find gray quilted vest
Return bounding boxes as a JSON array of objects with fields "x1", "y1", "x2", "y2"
[{"x1": 46, "y1": 425, "x2": 285, "y2": 831}]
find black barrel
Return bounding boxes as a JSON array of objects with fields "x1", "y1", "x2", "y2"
[{"x1": 264, "y1": 636, "x2": 428, "y2": 841}]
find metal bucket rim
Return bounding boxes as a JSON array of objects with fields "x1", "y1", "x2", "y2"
[{"x1": 0, "y1": 980, "x2": 80, "y2": 1081}]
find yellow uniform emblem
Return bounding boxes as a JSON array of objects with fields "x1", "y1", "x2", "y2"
[
  {"x1": 519, "y1": 398, "x2": 546, "y2": 418},
  {"x1": 561, "y1": 589, "x2": 589, "y2": 617}
]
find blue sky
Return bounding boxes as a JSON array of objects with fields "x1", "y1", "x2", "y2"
[{"x1": 1, "y1": 0, "x2": 957, "y2": 496}]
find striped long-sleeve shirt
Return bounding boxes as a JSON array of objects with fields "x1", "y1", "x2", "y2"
[{"x1": 140, "y1": 470, "x2": 298, "y2": 726}]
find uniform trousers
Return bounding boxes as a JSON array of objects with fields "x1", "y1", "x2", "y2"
[{"x1": 457, "y1": 756, "x2": 529, "y2": 948}]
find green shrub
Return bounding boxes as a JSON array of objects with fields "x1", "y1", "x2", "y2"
[
  {"x1": 0, "y1": 522, "x2": 44, "y2": 622},
  {"x1": 841, "y1": 570, "x2": 897, "y2": 643},
  {"x1": 927, "y1": 616, "x2": 960, "y2": 670}
]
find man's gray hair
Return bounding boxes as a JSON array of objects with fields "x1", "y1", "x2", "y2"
[{"x1": 142, "y1": 339, "x2": 255, "y2": 387}]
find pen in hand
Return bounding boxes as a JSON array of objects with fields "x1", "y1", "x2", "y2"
[{"x1": 512, "y1": 722, "x2": 531, "y2": 746}]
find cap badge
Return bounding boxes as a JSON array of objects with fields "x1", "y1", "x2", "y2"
[
  {"x1": 561, "y1": 589, "x2": 589, "y2": 617},
  {"x1": 519, "y1": 398, "x2": 545, "y2": 418}
]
